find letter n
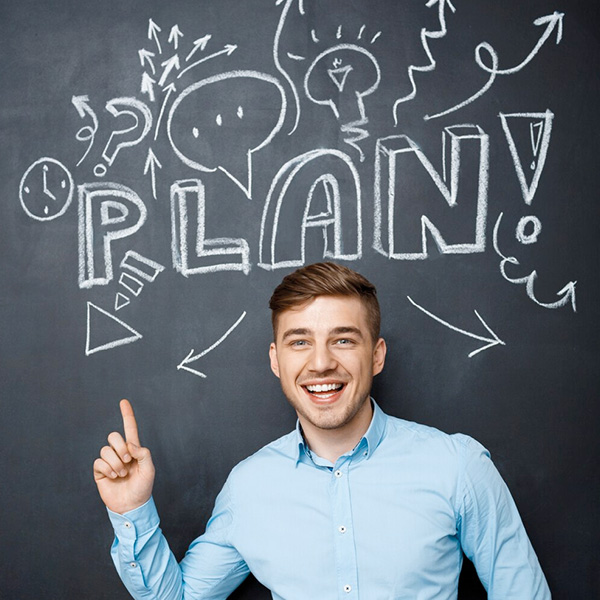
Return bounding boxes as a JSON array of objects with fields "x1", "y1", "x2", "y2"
[{"x1": 374, "y1": 125, "x2": 489, "y2": 260}]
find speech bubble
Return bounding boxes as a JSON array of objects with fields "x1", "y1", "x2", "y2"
[{"x1": 167, "y1": 70, "x2": 286, "y2": 198}]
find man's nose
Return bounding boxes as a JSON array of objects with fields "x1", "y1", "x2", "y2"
[{"x1": 308, "y1": 343, "x2": 338, "y2": 373}]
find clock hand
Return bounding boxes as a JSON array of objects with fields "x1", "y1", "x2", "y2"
[{"x1": 42, "y1": 164, "x2": 57, "y2": 201}]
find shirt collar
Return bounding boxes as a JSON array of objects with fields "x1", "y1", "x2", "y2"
[{"x1": 293, "y1": 398, "x2": 387, "y2": 466}]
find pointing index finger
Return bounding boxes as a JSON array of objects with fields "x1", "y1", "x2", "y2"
[{"x1": 120, "y1": 399, "x2": 141, "y2": 446}]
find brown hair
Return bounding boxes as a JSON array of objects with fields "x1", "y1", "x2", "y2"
[{"x1": 269, "y1": 262, "x2": 381, "y2": 341}]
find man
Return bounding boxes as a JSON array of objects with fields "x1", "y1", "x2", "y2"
[{"x1": 94, "y1": 262, "x2": 551, "y2": 599}]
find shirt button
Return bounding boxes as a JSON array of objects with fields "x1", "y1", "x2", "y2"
[
  {"x1": 130, "y1": 562, "x2": 137, "y2": 568},
  {"x1": 334, "y1": 470, "x2": 343, "y2": 478},
  {"x1": 344, "y1": 584, "x2": 352, "y2": 593},
  {"x1": 124, "y1": 522, "x2": 132, "y2": 529},
  {"x1": 338, "y1": 525, "x2": 347, "y2": 533}
]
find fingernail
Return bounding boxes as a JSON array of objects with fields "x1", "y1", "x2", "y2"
[
  {"x1": 119, "y1": 469, "x2": 127, "y2": 477},
  {"x1": 123, "y1": 454, "x2": 131, "y2": 462},
  {"x1": 110, "y1": 472, "x2": 118, "y2": 479}
]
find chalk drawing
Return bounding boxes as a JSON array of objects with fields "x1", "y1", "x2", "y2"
[
  {"x1": 426, "y1": 12, "x2": 564, "y2": 120},
  {"x1": 167, "y1": 71, "x2": 286, "y2": 199},
  {"x1": 78, "y1": 183, "x2": 148, "y2": 289},
  {"x1": 171, "y1": 179, "x2": 250, "y2": 276},
  {"x1": 177, "y1": 44, "x2": 237, "y2": 80},
  {"x1": 393, "y1": 0, "x2": 455, "y2": 126},
  {"x1": 114, "y1": 293, "x2": 130, "y2": 312},
  {"x1": 120, "y1": 250, "x2": 165, "y2": 282},
  {"x1": 258, "y1": 149, "x2": 361, "y2": 270},
  {"x1": 493, "y1": 212, "x2": 576, "y2": 311},
  {"x1": 113, "y1": 252, "x2": 164, "y2": 311},
  {"x1": 168, "y1": 25, "x2": 184, "y2": 50},
  {"x1": 178, "y1": 311, "x2": 247, "y2": 378},
  {"x1": 148, "y1": 19, "x2": 163, "y2": 55},
  {"x1": 500, "y1": 110, "x2": 554, "y2": 205},
  {"x1": 95, "y1": 97, "x2": 153, "y2": 177},
  {"x1": 138, "y1": 48, "x2": 156, "y2": 74},
  {"x1": 85, "y1": 302, "x2": 143, "y2": 356},
  {"x1": 72, "y1": 95, "x2": 99, "y2": 166},
  {"x1": 19, "y1": 158, "x2": 74, "y2": 221},
  {"x1": 374, "y1": 125, "x2": 489, "y2": 260},
  {"x1": 119, "y1": 272, "x2": 144, "y2": 297},
  {"x1": 185, "y1": 34, "x2": 212, "y2": 63},
  {"x1": 516, "y1": 216, "x2": 542, "y2": 245},
  {"x1": 303, "y1": 43, "x2": 381, "y2": 161},
  {"x1": 144, "y1": 148, "x2": 162, "y2": 200},
  {"x1": 407, "y1": 296, "x2": 505, "y2": 358},
  {"x1": 275, "y1": 0, "x2": 439, "y2": 135}
]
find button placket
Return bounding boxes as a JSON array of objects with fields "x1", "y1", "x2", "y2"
[{"x1": 331, "y1": 461, "x2": 358, "y2": 598}]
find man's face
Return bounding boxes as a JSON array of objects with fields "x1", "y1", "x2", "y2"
[{"x1": 269, "y1": 295, "x2": 386, "y2": 436}]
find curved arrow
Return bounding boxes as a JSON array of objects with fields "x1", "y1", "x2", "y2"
[
  {"x1": 72, "y1": 95, "x2": 99, "y2": 166},
  {"x1": 407, "y1": 296, "x2": 504, "y2": 358},
  {"x1": 478, "y1": 12, "x2": 564, "y2": 75},
  {"x1": 178, "y1": 311, "x2": 247, "y2": 378},
  {"x1": 493, "y1": 212, "x2": 577, "y2": 312},
  {"x1": 426, "y1": 11, "x2": 564, "y2": 120}
]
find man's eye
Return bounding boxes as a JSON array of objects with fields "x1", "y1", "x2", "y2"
[
  {"x1": 335, "y1": 338, "x2": 353, "y2": 345},
  {"x1": 291, "y1": 340, "x2": 307, "y2": 347}
]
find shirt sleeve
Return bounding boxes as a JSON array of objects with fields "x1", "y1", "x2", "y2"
[
  {"x1": 107, "y1": 477, "x2": 249, "y2": 599},
  {"x1": 455, "y1": 436, "x2": 551, "y2": 599}
]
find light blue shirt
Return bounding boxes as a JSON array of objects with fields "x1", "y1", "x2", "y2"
[{"x1": 108, "y1": 401, "x2": 550, "y2": 599}]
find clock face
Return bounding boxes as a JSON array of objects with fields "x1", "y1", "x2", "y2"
[{"x1": 19, "y1": 157, "x2": 74, "y2": 221}]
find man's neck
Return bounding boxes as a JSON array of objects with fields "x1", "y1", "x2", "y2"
[{"x1": 301, "y1": 400, "x2": 373, "y2": 464}]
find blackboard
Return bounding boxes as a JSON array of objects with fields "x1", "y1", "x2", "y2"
[{"x1": 1, "y1": 0, "x2": 599, "y2": 597}]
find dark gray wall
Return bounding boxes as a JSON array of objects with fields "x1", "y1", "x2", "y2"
[{"x1": 1, "y1": 0, "x2": 598, "y2": 597}]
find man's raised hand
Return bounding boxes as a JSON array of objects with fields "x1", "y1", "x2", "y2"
[{"x1": 93, "y1": 399, "x2": 155, "y2": 514}]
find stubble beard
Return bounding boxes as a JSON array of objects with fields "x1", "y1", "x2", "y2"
[{"x1": 282, "y1": 379, "x2": 373, "y2": 432}]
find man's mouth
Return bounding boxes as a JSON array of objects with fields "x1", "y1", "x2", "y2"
[{"x1": 303, "y1": 382, "x2": 345, "y2": 400}]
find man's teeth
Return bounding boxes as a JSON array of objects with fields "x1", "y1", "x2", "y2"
[{"x1": 306, "y1": 383, "x2": 343, "y2": 393}]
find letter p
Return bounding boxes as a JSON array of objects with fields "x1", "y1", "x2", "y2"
[{"x1": 78, "y1": 183, "x2": 147, "y2": 288}]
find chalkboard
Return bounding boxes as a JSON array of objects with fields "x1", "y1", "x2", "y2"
[{"x1": 1, "y1": 0, "x2": 599, "y2": 597}]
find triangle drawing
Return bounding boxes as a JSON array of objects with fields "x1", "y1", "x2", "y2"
[
  {"x1": 499, "y1": 110, "x2": 554, "y2": 205},
  {"x1": 86, "y1": 302, "x2": 142, "y2": 355},
  {"x1": 327, "y1": 65, "x2": 353, "y2": 93}
]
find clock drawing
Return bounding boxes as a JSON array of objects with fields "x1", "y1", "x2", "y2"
[{"x1": 19, "y1": 157, "x2": 74, "y2": 221}]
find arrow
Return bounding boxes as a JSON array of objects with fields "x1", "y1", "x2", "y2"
[
  {"x1": 185, "y1": 34, "x2": 212, "y2": 62},
  {"x1": 479, "y1": 11, "x2": 564, "y2": 75},
  {"x1": 168, "y1": 25, "x2": 184, "y2": 50},
  {"x1": 393, "y1": 0, "x2": 456, "y2": 125},
  {"x1": 138, "y1": 48, "x2": 156, "y2": 74},
  {"x1": 407, "y1": 296, "x2": 505, "y2": 358},
  {"x1": 154, "y1": 82, "x2": 176, "y2": 140},
  {"x1": 178, "y1": 311, "x2": 247, "y2": 378},
  {"x1": 426, "y1": 11, "x2": 564, "y2": 120},
  {"x1": 158, "y1": 54, "x2": 180, "y2": 87},
  {"x1": 178, "y1": 44, "x2": 237, "y2": 79},
  {"x1": 141, "y1": 72, "x2": 157, "y2": 102},
  {"x1": 144, "y1": 147, "x2": 162, "y2": 200},
  {"x1": 148, "y1": 18, "x2": 162, "y2": 55},
  {"x1": 71, "y1": 95, "x2": 99, "y2": 166}
]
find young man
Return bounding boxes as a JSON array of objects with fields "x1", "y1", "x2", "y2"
[{"x1": 94, "y1": 262, "x2": 551, "y2": 599}]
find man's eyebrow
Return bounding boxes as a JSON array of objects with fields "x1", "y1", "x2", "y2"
[
  {"x1": 281, "y1": 328, "x2": 312, "y2": 341},
  {"x1": 330, "y1": 326, "x2": 364, "y2": 338}
]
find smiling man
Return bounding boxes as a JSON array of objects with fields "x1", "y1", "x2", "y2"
[{"x1": 95, "y1": 262, "x2": 551, "y2": 600}]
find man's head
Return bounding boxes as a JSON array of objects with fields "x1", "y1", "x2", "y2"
[
  {"x1": 269, "y1": 261, "x2": 381, "y2": 343},
  {"x1": 268, "y1": 263, "x2": 386, "y2": 446}
]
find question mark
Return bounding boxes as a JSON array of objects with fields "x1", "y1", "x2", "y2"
[{"x1": 94, "y1": 97, "x2": 153, "y2": 177}]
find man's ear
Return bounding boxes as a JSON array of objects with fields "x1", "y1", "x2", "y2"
[
  {"x1": 372, "y1": 337, "x2": 387, "y2": 376},
  {"x1": 269, "y1": 342, "x2": 280, "y2": 378}
]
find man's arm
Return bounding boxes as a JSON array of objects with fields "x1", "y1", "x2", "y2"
[
  {"x1": 456, "y1": 436, "x2": 551, "y2": 599},
  {"x1": 94, "y1": 400, "x2": 249, "y2": 599}
]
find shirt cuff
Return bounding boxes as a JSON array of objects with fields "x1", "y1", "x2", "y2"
[{"x1": 107, "y1": 497, "x2": 159, "y2": 538}]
